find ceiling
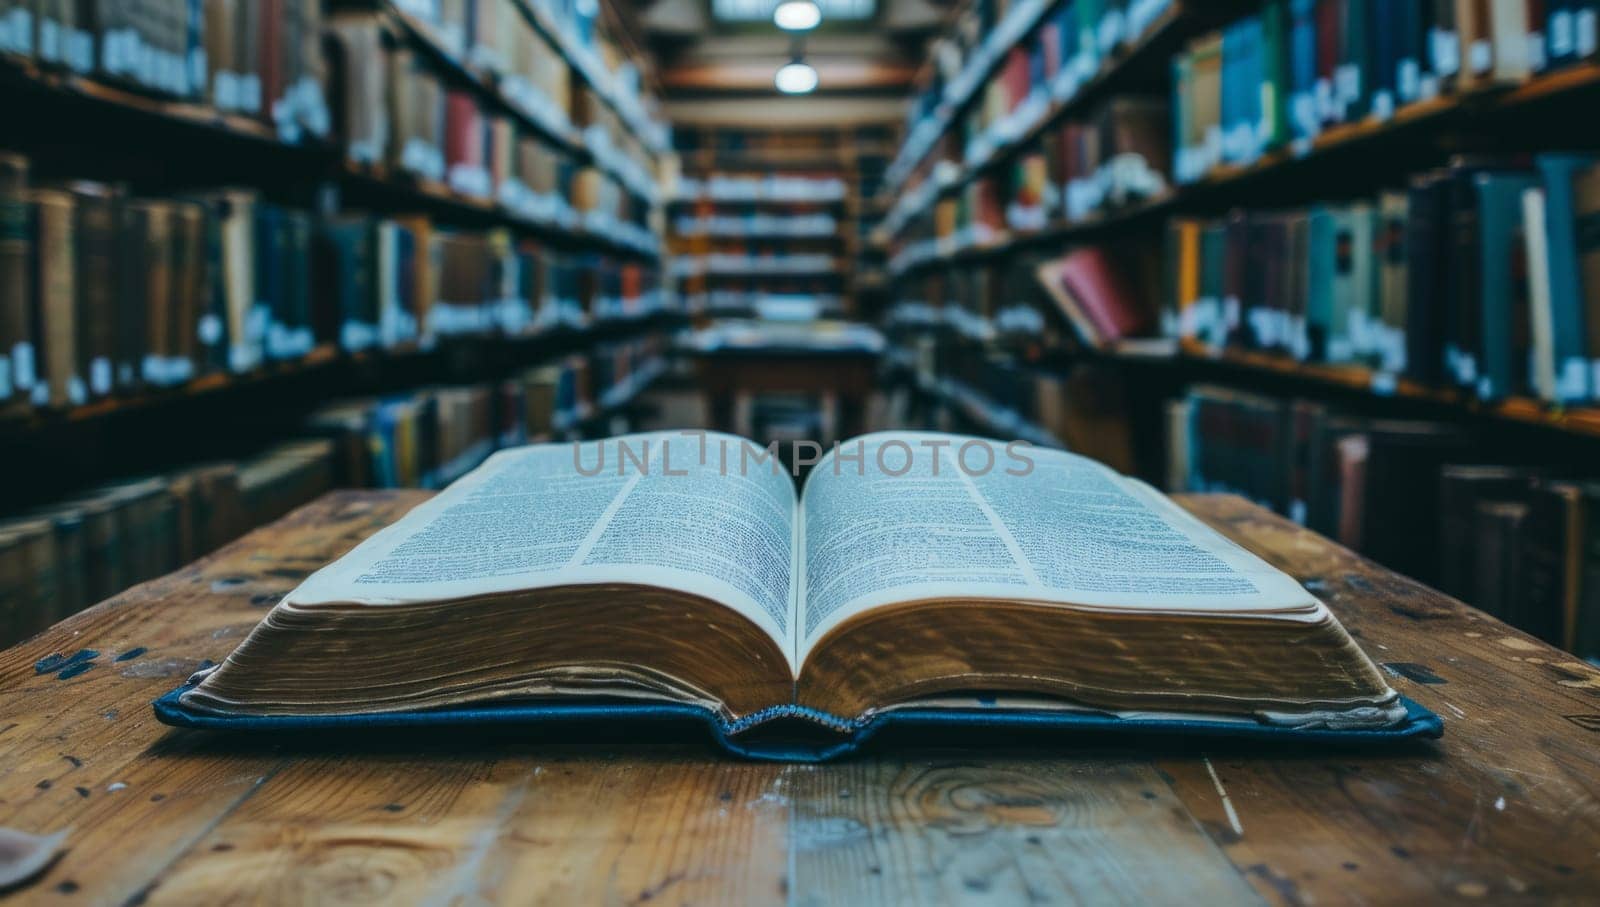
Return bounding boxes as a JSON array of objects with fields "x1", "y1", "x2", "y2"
[{"x1": 625, "y1": 0, "x2": 950, "y2": 99}]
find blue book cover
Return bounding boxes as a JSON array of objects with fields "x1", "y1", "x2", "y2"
[{"x1": 154, "y1": 682, "x2": 1442, "y2": 762}]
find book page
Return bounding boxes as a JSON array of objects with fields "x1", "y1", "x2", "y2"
[
  {"x1": 288, "y1": 431, "x2": 800, "y2": 668},
  {"x1": 797, "y1": 432, "x2": 1319, "y2": 655}
]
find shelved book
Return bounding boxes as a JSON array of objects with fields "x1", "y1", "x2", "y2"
[
  {"x1": 1170, "y1": 385, "x2": 1600, "y2": 659},
  {"x1": 157, "y1": 430, "x2": 1440, "y2": 760},
  {"x1": 1162, "y1": 153, "x2": 1600, "y2": 403}
]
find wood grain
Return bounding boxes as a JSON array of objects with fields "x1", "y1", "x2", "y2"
[{"x1": 0, "y1": 491, "x2": 1595, "y2": 904}]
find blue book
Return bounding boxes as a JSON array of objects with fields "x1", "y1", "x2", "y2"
[
  {"x1": 1547, "y1": 0, "x2": 1578, "y2": 70},
  {"x1": 151, "y1": 432, "x2": 1444, "y2": 761},
  {"x1": 1370, "y1": 0, "x2": 1400, "y2": 114},
  {"x1": 1220, "y1": 23, "x2": 1242, "y2": 162},
  {"x1": 1288, "y1": 0, "x2": 1320, "y2": 143},
  {"x1": 1474, "y1": 172, "x2": 1539, "y2": 401},
  {"x1": 1536, "y1": 154, "x2": 1599, "y2": 402},
  {"x1": 1238, "y1": 14, "x2": 1264, "y2": 161}
]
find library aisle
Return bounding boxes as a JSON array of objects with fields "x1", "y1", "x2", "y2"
[{"x1": 3, "y1": 0, "x2": 1600, "y2": 902}]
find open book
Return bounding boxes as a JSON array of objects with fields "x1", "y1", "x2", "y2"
[{"x1": 158, "y1": 431, "x2": 1440, "y2": 758}]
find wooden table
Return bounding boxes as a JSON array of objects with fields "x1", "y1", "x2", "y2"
[
  {"x1": 3, "y1": 491, "x2": 1599, "y2": 904},
  {"x1": 693, "y1": 349, "x2": 880, "y2": 441}
]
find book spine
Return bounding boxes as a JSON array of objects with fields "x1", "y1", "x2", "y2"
[
  {"x1": 0, "y1": 154, "x2": 32, "y2": 407},
  {"x1": 1573, "y1": 162, "x2": 1600, "y2": 398},
  {"x1": 31, "y1": 190, "x2": 79, "y2": 408},
  {"x1": 1523, "y1": 186, "x2": 1558, "y2": 401},
  {"x1": 73, "y1": 188, "x2": 120, "y2": 398}
]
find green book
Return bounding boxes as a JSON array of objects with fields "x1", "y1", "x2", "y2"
[
  {"x1": 1306, "y1": 205, "x2": 1337, "y2": 362},
  {"x1": 1259, "y1": 0, "x2": 1290, "y2": 153},
  {"x1": 1338, "y1": 0, "x2": 1372, "y2": 122},
  {"x1": 1333, "y1": 202, "x2": 1378, "y2": 365}
]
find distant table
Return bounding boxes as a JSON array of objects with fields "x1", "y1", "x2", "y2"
[
  {"x1": 692, "y1": 346, "x2": 881, "y2": 440},
  {"x1": 3, "y1": 491, "x2": 1599, "y2": 903}
]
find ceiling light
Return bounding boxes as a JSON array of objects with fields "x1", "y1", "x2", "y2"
[
  {"x1": 775, "y1": 59, "x2": 819, "y2": 94},
  {"x1": 773, "y1": 0, "x2": 821, "y2": 31}
]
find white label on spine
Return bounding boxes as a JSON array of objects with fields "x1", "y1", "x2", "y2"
[
  {"x1": 1529, "y1": 33, "x2": 1547, "y2": 71},
  {"x1": 0, "y1": 354, "x2": 9, "y2": 398},
  {"x1": 1398, "y1": 59, "x2": 1420, "y2": 101},
  {"x1": 67, "y1": 28, "x2": 92, "y2": 73},
  {"x1": 12, "y1": 342, "x2": 34, "y2": 389},
  {"x1": 1469, "y1": 39, "x2": 1492, "y2": 74},
  {"x1": 90, "y1": 357, "x2": 112, "y2": 395},
  {"x1": 1432, "y1": 29, "x2": 1460, "y2": 76},
  {"x1": 1336, "y1": 63, "x2": 1360, "y2": 102},
  {"x1": 38, "y1": 17, "x2": 59, "y2": 61},
  {"x1": 67, "y1": 375, "x2": 86, "y2": 406},
  {"x1": 1579, "y1": 9, "x2": 1598, "y2": 57},
  {"x1": 1552, "y1": 10, "x2": 1575, "y2": 57},
  {"x1": 1557, "y1": 357, "x2": 1588, "y2": 401},
  {"x1": 1372, "y1": 90, "x2": 1394, "y2": 121},
  {"x1": 215, "y1": 72, "x2": 237, "y2": 110},
  {"x1": 242, "y1": 75, "x2": 261, "y2": 113},
  {"x1": 198, "y1": 313, "x2": 223, "y2": 346}
]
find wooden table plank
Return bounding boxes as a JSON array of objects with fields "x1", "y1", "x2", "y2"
[
  {"x1": 1160, "y1": 495, "x2": 1600, "y2": 904},
  {"x1": 0, "y1": 491, "x2": 1595, "y2": 904},
  {"x1": 0, "y1": 493, "x2": 426, "y2": 903},
  {"x1": 785, "y1": 758, "x2": 1263, "y2": 905}
]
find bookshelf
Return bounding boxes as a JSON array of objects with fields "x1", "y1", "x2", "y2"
[
  {"x1": 0, "y1": 0, "x2": 682, "y2": 624},
  {"x1": 1, "y1": 14, "x2": 664, "y2": 256},
  {"x1": 667, "y1": 121, "x2": 898, "y2": 318},
  {"x1": 879, "y1": 0, "x2": 1600, "y2": 659},
  {"x1": 880, "y1": 0, "x2": 1194, "y2": 239},
  {"x1": 885, "y1": 50, "x2": 1600, "y2": 278}
]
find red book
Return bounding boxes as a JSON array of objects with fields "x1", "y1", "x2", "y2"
[
  {"x1": 445, "y1": 90, "x2": 483, "y2": 173},
  {"x1": 1004, "y1": 47, "x2": 1030, "y2": 110},
  {"x1": 1034, "y1": 247, "x2": 1156, "y2": 347},
  {"x1": 258, "y1": 0, "x2": 283, "y2": 115}
]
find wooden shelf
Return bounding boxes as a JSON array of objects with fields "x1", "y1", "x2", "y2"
[
  {"x1": 1, "y1": 52, "x2": 666, "y2": 259},
  {"x1": 0, "y1": 313, "x2": 686, "y2": 439},
  {"x1": 668, "y1": 195, "x2": 850, "y2": 211},
  {"x1": 0, "y1": 52, "x2": 334, "y2": 154},
  {"x1": 677, "y1": 147, "x2": 897, "y2": 170},
  {"x1": 339, "y1": 163, "x2": 660, "y2": 260},
  {"x1": 1120, "y1": 342, "x2": 1600, "y2": 440},
  {"x1": 888, "y1": 190, "x2": 1175, "y2": 276}
]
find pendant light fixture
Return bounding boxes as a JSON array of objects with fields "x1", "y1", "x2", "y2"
[
  {"x1": 773, "y1": 0, "x2": 821, "y2": 31},
  {"x1": 775, "y1": 54, "x2": 819, "y2": 93}
]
